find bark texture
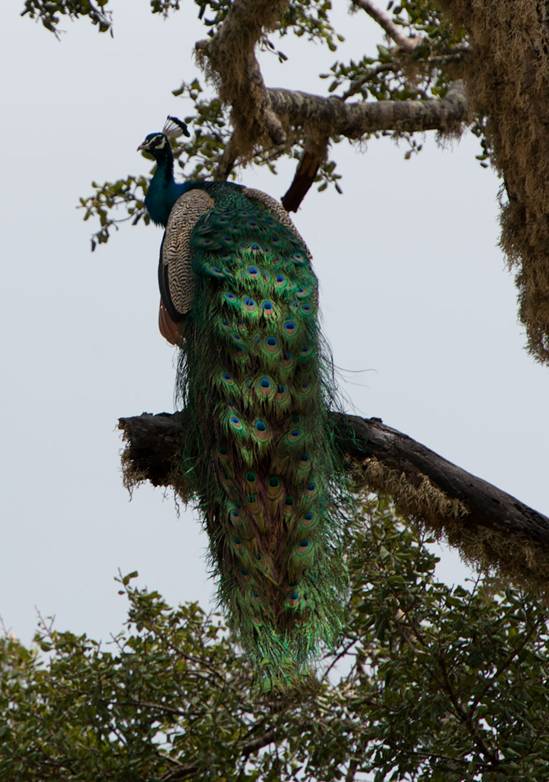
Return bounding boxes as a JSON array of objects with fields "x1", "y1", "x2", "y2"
[{"x1": 268, "y1": 81, "x2": 467, "y2": 138}]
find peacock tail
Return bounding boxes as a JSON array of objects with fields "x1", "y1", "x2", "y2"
[{"x1": 164, "y1": 182, "x2": 348, "y2": 686}]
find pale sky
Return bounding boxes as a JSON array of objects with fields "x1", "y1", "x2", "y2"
[{"x1": 2, "y1": 2, "x2": 548, "y2": 644}]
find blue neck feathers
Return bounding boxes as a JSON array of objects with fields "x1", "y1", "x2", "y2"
[{"x1": 144, "y1": 147, "x2": 191, "y2": 227}]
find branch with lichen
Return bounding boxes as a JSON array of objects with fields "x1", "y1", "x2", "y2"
[
  {"x1": 195, "y1": 0, "x2": 291, "y2": 157},
  {"x1": 438, "y1": 0, "x2": 549, "y2": 364},
  {"x1": 267, "y1": 80, "x2": 467, "y2": 139},
  {"x1": 188, "y1": 0, "x2": 470, "y2": 214},
  {"x1": 118, "y1": 410, "x2": 549, "y2": 599}
]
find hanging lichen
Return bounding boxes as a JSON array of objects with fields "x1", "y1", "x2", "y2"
[{"x1": 438, "y1": 0, "x2": 549, "y2": 362}]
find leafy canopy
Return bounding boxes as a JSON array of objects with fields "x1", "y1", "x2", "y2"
[{"x1": 2, "y1": 499, "x2": 548, "y2": 781}]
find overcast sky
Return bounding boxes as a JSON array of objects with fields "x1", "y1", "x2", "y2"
[{"x1": 1, "y1": 2, "x2": 548, "y2": 645}]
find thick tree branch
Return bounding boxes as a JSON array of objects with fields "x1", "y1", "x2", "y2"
[
  {"x1": 118, "y1": 411, "x2": 549, "y2": 597},
  {"x1": 194, "y1": 0, "x2": 468, "y2": 216},
  {"x1": 333, "y1": 414, "x2": 549, "y2": 544},
  {"x1": 352, "y1": 0, "x2": 423, "y2": 52},
  {"x1": 267, "y1": 81, "x2": 468, "y2": 139}
]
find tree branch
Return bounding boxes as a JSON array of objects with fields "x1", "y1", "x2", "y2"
[
  {"x1": 352, "y1": 0, "x2": 423, "y2": 52},
  {"x1": 118, "y1": 410, "x2": 549, "y2": 597},
  {"x1": 333, "y1": 414, "x2": 549, "y2": 546},
  {"x1": 194, "y1": 0, "x2": 467, "y2": 214},
  {"x1": 267, "y1": 81, "x2": 468, "y2": 139},
  {"x1": 281, "y1": 139, "x2": 328, "y2": 212},
  {"x1": 341, "y1": 50, "x2": 469, "y2": 100},
  {"x1": 464, "y1": 624, "x2": 539, "y2": 720},
  {"x1": 195, "y1": 0, "x2": 467, "y2": 183},
  {"x1": 435, "y1": 652, "x2": 499, "y2": 766}
]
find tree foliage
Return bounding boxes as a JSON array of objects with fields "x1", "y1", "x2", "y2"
[{"x1": 2, "y1": 500, "x2": 548, "y2": 781}]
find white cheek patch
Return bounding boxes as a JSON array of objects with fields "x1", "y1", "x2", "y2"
[{"x1": 155, "y1": 136, "x2": 167, "y2": 149}]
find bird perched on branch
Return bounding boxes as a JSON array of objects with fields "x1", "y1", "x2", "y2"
[{"x1": 138, "y1": 117, "x2": 348, "y2": 687}]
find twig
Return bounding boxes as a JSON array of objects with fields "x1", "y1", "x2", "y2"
[
  {"x1": 322, "y1": 637, "x2": 359, "y2": 683},
  {"x1": 345, "y1": 758, "x2": 359, "y2": 782},
  {"x1": 341, "y1": 51, "x2": 468, "y2": 100},
  {"x1": 436, "y1": 653, "x2": 500, "y2": 766},
  {"x1": 160, "y1": 729, "x2": 279, "y2": 780},
  {"x1": 352, "y1": 0, "x2": 423, "y2": 52},
  {"x1": 465, "y1": 623, "x2": 539, "y2": 719}
]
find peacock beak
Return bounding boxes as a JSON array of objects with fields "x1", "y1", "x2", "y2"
[{"x1": 137, "y1": 141, "x2": 148, "y2": 152}]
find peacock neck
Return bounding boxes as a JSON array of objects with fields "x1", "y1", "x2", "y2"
[
  {"x1": 145, "y1": 149, "x2": 180, "y2": 227},
  {"x1": 156, "y1": 149, "x2": 174, "y2": 184}
]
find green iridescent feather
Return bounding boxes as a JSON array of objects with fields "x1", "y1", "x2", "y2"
[{"x1": 175, "y1": 183, "x2": 349, "y2": 687}]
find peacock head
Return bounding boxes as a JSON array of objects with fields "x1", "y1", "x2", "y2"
[
  {"x1": 137, "y1": 116, "x2": 190, "y2": 161},
  {"x1": 137, "y1": 132, "x2": 169, "y2": 160}
]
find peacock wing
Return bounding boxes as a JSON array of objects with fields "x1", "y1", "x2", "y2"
[
  {"x1": 159, "y1": 189, "x2": 215, "y2": 331},
  {"x1": 241, "y1": 187, "x2": 312, "y2": 260}
]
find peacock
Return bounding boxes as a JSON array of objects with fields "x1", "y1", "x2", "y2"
[{"x1": 138, "y1": 117, "x2": 349, "y2": 686}]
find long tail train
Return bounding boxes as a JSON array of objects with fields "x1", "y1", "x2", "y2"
[{"x1": 166, "y1": 182, "x2": 348, "y2": 685}]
